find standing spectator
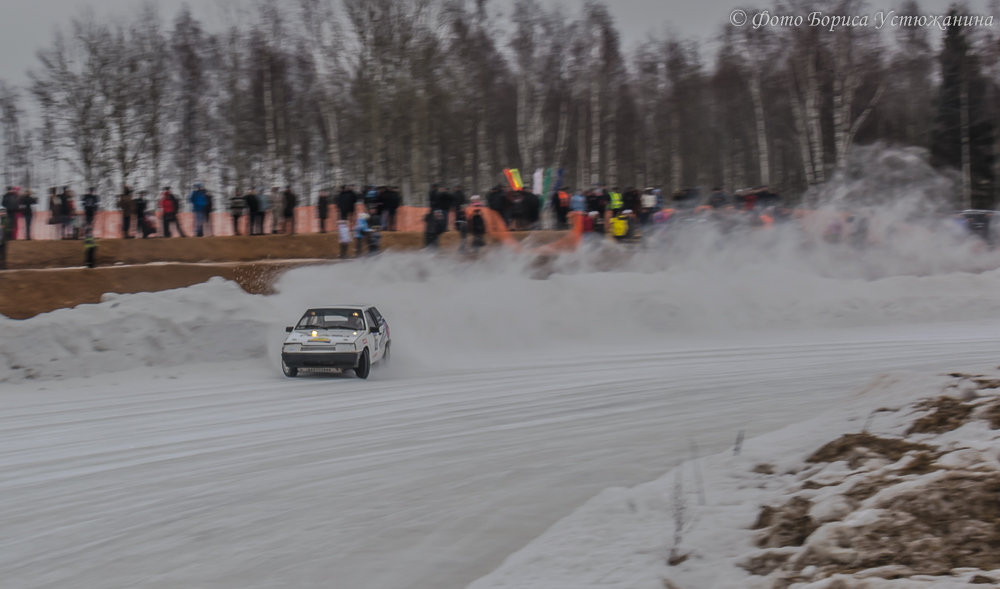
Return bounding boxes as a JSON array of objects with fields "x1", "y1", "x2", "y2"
[
  {"x1": 521, "y1": 190, "x2": 540, "y2": 229},
  {"x1": 469, "y1": 199, "x2": 486, "y2": 250},
  {"x1": 364, "y1": 186, "x2": 379, "y2": 218},
  {"x1": 281, "y1": 185, "x2": 297, "y2": 234},
  {"x1": 188, "y1": 183, "x2": 209, "y2": 237},
  {"x1": 708, "y1": 187, "x2": 728, "y2": 209},
  {"x1": 245, "y1": 187, "x2": 262, "y2": 235},
  {"x1": 367, "y1": 222, "x2": 381, "y2": 255},
  {"x1": 455, "y1": 195, "x2": 469, "y2": 251},
  {"x1": 486, "y1": 185, "x2": 505, "y2": 223},
  {"x1": 228, "y1": 189, "x2": 245, "y2": 235},
  {"x1": 268, "y1": 186, "x2": 280, "y2": 234},
  {"x1": 354, "y1": 212, "x2": 371, "y2": 256},
  {"x1": 382, "y1": 186, "x2": 401, "y2": 231},
  {"x1": 570, "y1": 189, "x2": 586, "y2": 213},
  {"x1": 428, "y1": 183, "x2": 442, "y2": 211},
  {"x1": 83, "y1": 227, "x2": 97, "y2": 268},
  {"x1": 609, "y1": 209, "x2": 631, "y2": 241},
  {"x1": 451, "y1": 185, "x2": 467, "y2": 230},
  {"x1": 60, "y1": 187, "x2": 76, "y2": 239},
  {"x1": 118, "y1": 186, "x2": 135, "y2": 238},
  {"x1": 134, "y1": 190, "x2": 151, "y2": 238},
  {"x1": 640, "y1": 187, "x2": 659, "y2": 225},
  {"x1": 337, "y1": 219, "x2": 351, "y2": 258},
  {"x1": 424, "y1": 209, "x2": 445, "y2": 248},
  {"x1": 1, "y1": 186, "x2": 19, "y2": 241},
  {"x1": 82, "y1": 187, "x2": 100, "y2": 229},
  {"x1": 46, "y1": 187, "x2": 59, "y2": 238},
  {"x1": 256, "y1": 187, "x2": 271, "y2": 235},
  {"x1": 2, "y1": 186, "x2": 19, "y2": 240},
  {"x1": 336, "y1": 184, "x2": 358, "y2": 227},
  {"x1": 204, "y1": 190, "x2": 215, "y2": 236},
  {"x1": 367, "y1": 187, "x2": 385, "y2": 230},
  {"x1": 160, "y1": 186, "x2": 186, "y2": 237},
  {"x1": 19, "y1": 189, "x2": 36, "y2": 240},
  {"x1": 0, "y1": 208, "x2": 7, "y2": 268},
  {"x1": 316, "y1": 190, "x2": 330, "y2": 233}
]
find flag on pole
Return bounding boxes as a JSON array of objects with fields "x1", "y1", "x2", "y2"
[{"x1": 510, "y1": 169, "x2": 523, "y2": 191}]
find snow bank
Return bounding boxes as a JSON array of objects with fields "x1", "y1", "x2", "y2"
[
  {"x1": 0, "y1": 277, "x2": 276, "y2": 383},
  {"x1": 467, "y1": 370, "x2": 1000, "y2": 589}
]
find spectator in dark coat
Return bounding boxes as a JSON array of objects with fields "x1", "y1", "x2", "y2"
[
  {"x1": 382, "y1": 186, "x2": 402, "y2": 231},
  {"x1": 316, "y1": 190, "x2": 330, "y2": 233},
  {"x1": 2, "y1": 187, "x2": 19, "y2": 241},
  {"x1": 336, "y1": 185, "x2": 359, "y2": 227},
  {"x1": 245, "y1": 188, "x2": 261, "y2": 235},
  {"x1": 82, "y1": 188, "x2": 100, "y2": 228},
  {"x1": 19, "y1": 189, "x2": 37, "y2": 240},
  {"x1": 281, "y1": 186, "x2": 297, "y2": 234}
]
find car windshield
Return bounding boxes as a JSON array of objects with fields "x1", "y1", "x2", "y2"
[{"x1": 296, "y1": 308, "x2": 366, "y2": 331}]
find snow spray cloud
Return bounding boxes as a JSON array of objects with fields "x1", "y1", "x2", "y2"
[
  {"x1": 270, "y1": 146, "x2": 1000, "y2": 367},
  {"x1": 571, "y1": 144, "x2": 999, "y2": 280}
]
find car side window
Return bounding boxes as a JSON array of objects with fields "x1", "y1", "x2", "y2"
[
  {"x1": 369, "y1": 307, "x2": 383, "y2": 323},
  {"x1": 366, "y1": 309, "x2": 379, "y2": 329}
]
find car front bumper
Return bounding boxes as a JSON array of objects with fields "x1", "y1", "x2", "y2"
[{"x1": 282, "y1": 351, "x2": 361, "y2": 369}]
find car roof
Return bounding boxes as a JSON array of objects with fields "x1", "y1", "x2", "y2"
[{"x1": 310, "y1": 304, "x2": 369, "y2": 309}]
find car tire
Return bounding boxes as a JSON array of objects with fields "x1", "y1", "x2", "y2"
[
  {"x1": 281, "y1": 358, "x2": 298, "y2": 378},
  {"x1": 382, "y1": 341, "x2": 390, "y2": 365},
  {"x1": 355, "y1": 349, "x2": 371, "y2": 380}
]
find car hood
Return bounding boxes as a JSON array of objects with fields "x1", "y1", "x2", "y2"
[{"x1": 284, "y1": 330, "x2": 363, "y2": 344}]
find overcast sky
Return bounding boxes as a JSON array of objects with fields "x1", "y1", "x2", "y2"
[{"x1": 0, "y1": 0, "x2": 995, "y2": 87}]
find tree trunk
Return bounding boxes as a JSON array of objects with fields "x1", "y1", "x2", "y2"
[
  {"x1": 605, "y1": 92, "x2": 617, "y2": 187},
  {"x1": 748, "y1": 72, "x2": 770, "y2": 185},
  {"x1": 790, "y1": 78, "x2": 816, "y2": 186},
  {"x1": 589, "y1": 69, "x2": 601, "y2": 186},
  {"x1": 960, "y1": 74, "x2": 972, "y2": 209},
  {"x1": 517, "y1": 75, "x2": 530, "y2": 172},
  {"x1": 670, "y1": 108, "x2": 681, "y2": 193},
  {"x1": 264, "y1": 64, "x2": 278, "y2": 186},
  {"x1": 577, "y1": 100, "x2": 588, "y2": 189},
  {"x1": 477, "y1": 107, "x2": 490, "y2": 193},
  {"x1": 805, "y1": 54, "x2": 825, "y2": 184}
]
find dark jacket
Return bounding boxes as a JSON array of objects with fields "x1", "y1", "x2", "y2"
[
  {"x1": 336, "y1": 189, "x2": 358, "y2": 212},
  {"x1": 2, "y1": 191, "x2": 18, "y2": 213},
  {"x1": 317, "y1": 193, "x2": 329, "y2": 218}
]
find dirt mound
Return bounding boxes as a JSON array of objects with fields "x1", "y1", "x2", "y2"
[{"x1": 744, "y1": 378, "x2": 1000, "y2": 587}]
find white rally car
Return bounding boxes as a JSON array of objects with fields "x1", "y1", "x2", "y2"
[{"x1": 280, "y1": 305, "x2": 390, "y2": 379}]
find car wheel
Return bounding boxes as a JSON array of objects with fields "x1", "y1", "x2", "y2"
[
  {"x1": 355, "y1": 349, "x2": 371, "y2": 379},
  {"x1": 382, "y1": 341, "x2": 390, "y2": 365},
  {"x1": 281, "y1": 358, "x2": 298, "y2": 378}
]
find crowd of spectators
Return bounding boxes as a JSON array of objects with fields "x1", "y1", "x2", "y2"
[{"x1": 1, "y1": 181, "x2": 994, "y2": 257}]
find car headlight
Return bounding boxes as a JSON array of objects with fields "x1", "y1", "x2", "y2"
[
  {"x1": 336, "y1": 343, "x2": 356, "y2": 352},
  {"x1": 283, "y1": 344, "x2": 301, "y2": 353}
]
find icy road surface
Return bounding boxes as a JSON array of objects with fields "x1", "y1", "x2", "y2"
[
  {"x1": 3, "y1": 321, "x2": 1000, "y2": 589},
  {"x1": 5, "y1": 228, "x2": 1000, "y2": 589}
]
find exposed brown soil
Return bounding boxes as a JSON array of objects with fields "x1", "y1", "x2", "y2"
[
  {"x1": 1, "y1": 230, "x2": 565, "y2": 319},
  {"x1": 805, "y1": 433, "x2": 932, "y2": 467},
  {"x1": 906, "y1": 396, "x2": 974, "y2": 435},
  {"x1": 753, "y1": 496, "x2": 817, "y2": 548}
]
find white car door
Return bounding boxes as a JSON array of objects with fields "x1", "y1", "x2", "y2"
[{"x1": 366, "y1": 308, "x2": 385, "y2": 361}]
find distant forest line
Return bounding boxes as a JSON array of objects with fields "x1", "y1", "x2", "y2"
[{"x1": 0, "y1": 0, "x2": 996, "y2": 208}]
